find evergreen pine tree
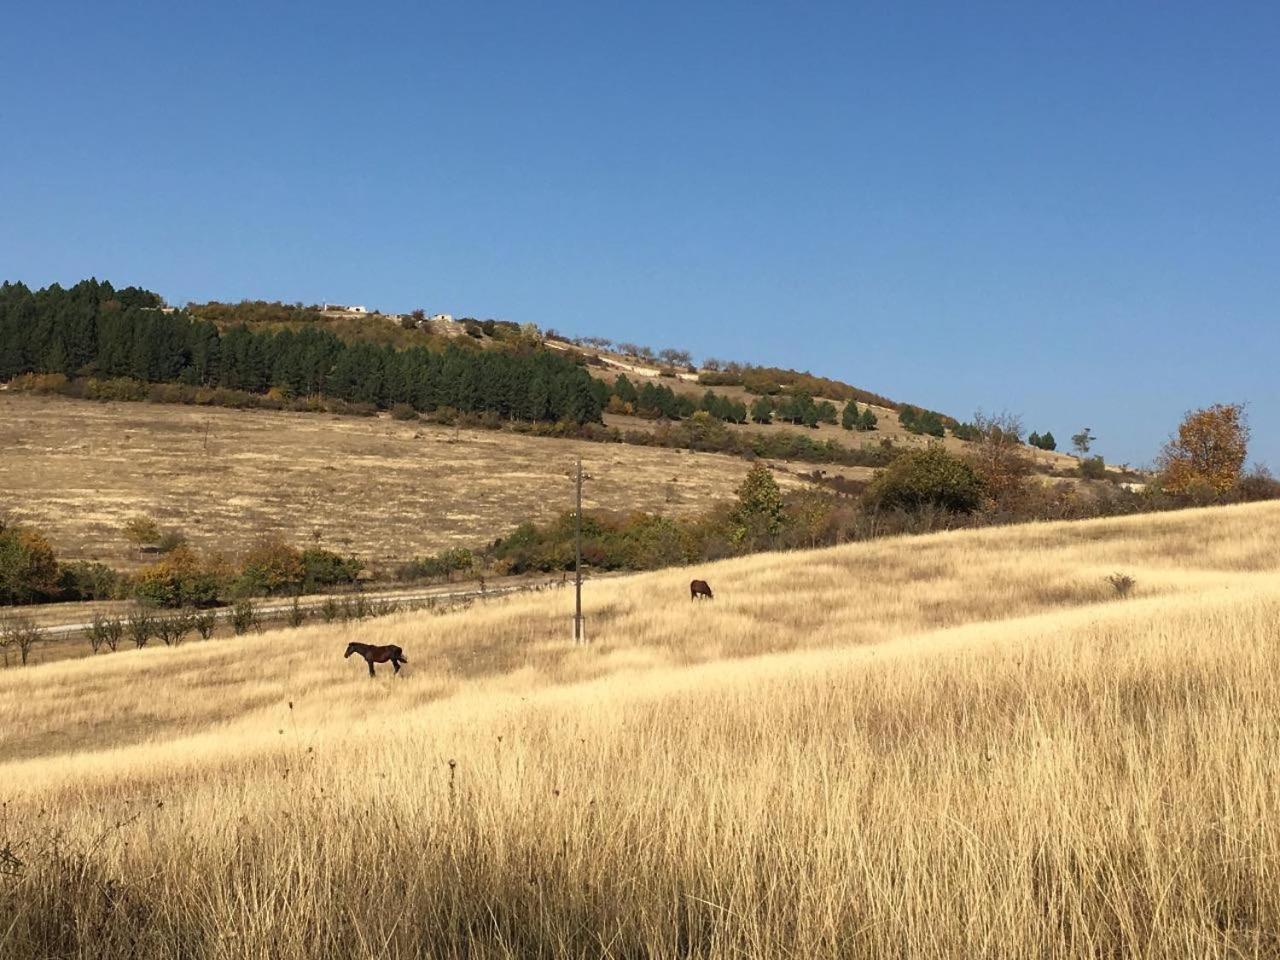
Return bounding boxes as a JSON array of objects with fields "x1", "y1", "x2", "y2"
[{"x1": 841, "y1": 401, "x2": 860, "y2": 430}]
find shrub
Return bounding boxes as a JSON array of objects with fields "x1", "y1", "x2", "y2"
[
  {"x1": 1236, "y1": 465, "x2": 1280, "y2": 502},
  {"x1": 237, "y1": 538, "x2": 305, "y2": 596},
  {"x1": 230, "y1": 599, "x2": 259, "y2": 635},
  {"x1": 301, "y1": 548, "x2": 363, "y2": 591},
  {"x1": 193, "y1": 610, "x2": 218, "y2": 640},
  {"x1": 148, "y1": 383, "x2": 187, "y2": 404},
  {"x1": 83, "y1": 613, "x2": 123, "y2": 654},
  {"x1": 390, "y1": 403, "x2": 417, "y2": 421},
  {"x1": 0, "y1": 615, "x2": 41, "y2": 666},
  {"x1": 964, "y1": 412, "x2": 1033, "y2": 510},
  {"x1": 126, "y1": 609, "x2": 156, "y2": 648},
  {"x1": 1078, "y1": 456, "x2": 1108, "y2": 481},
  {"x1": 123, "y1": 516, "x2": 161, "y2": 549},
  {"x1": 8, "y1": 372, "x2": 70, "y2": 394},
  {"x1": 1106, "y1": 572, "x2": 1136, "y2": 598},
  {"x1": 156, "y1": 528, "x2": 187, "y2": 553},
  {"x1": 864, "y1": 446, "x2": 984, "y2": 514},
  {"x1": 155, "y1": 611, "x2": 195, "y2": 646}
]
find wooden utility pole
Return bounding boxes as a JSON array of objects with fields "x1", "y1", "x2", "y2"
[{"x1": 573, "y1": 458, "x2": 585, "y2": 644}]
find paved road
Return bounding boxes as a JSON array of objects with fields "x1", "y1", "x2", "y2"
[{"x1": 35, "y1": 578, "x2": 575, "y2": 640}]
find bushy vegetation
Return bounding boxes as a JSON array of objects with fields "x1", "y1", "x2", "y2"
[
  {"x1": 0, "y1": 279, "x2": 604, "y2": 424},
  {"x1": 1, "y1": 514, "x2": 367, "y2": 612},
  {"x1": 397, "y1": 548, "x2": 476, "y2": 582},
  {"x1": 898, "y1": 404, "x2": 949, "y2": 438},
  {"x1": 1078, "y1": 456, "x2": 1108, "y2": 480},
  {"x1": 864, "y1": 447, "x2": 985, "y2": 513},
  {"x1": 697, "y1": 362, "x2": 899, "y2": 408},
  {"x1": 1028, "y1": 430, "x2": 1057, "y2": 451},
  {"x1": 186, "y1": 300, "x2": 326, "y2": 327}
]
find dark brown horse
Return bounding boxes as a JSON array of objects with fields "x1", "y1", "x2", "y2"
[
  {"x1": 344, "y1": 642, "x2": 408, "y2": 677},
  {"x1": 690, "y1": 579, "x2": 714, "y2": 601}
]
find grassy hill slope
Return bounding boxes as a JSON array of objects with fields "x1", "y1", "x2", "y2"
[
  {"x1": 0, "y1": 392, "x2": 805, "y2": 571},
  {"x1": 2, "y1": 501, "x2": 1277, "y2": 957}
]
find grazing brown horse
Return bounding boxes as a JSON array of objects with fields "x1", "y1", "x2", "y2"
[
  {"x1": 344, "y1": 641, "x2": 408, "y2": 677},
  {"x1": 690, "y1": 579, "x2": 714, "y2": 601}
]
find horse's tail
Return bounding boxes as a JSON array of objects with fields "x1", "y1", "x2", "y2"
[{"x1": 397, "y1": 649, "x2": 408, "y2": 662}]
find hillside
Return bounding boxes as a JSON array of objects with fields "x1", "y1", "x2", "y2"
[
  {"x1": 2, "y1": 502, "x2": 1277, "y2": 957},
  {"x1": 0, "y1": 392, "x2": 805, "y2": 571},
  {"x1": 1, "y1": 281, "x2": 1090, "y2": 477},
  {"x1": 544, "y1": 336, "x2": 1082, "y2": 471}
]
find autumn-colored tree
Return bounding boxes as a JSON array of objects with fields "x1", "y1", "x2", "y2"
[
  {"x1": 786, "y1": 490, "x2": 836, "y2": 548},
  {"x1": 134, "y1": 546, "x2": 229, "y2": 608},
  {"x1": 1157, "y1": 403, "x2": 1250, "y2": 495},
  {"x1": 237, "y1": 538, "x2": 305, "y2": 596},
  {"x1": 0, "y1": 522, "x2": 60, "y2": 604},
  {"x1": 964, "y1": 412, "x2": 1033, "y2": 510}
]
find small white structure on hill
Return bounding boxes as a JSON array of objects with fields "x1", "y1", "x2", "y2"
[
  {"x1": 322, "y1": 303, "x2": 368, "y2": 314},
  {"x1": 429, "y1": 313, "x2": 454, "y2": 324}
]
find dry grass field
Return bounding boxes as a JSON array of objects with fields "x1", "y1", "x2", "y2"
[
  {"x1": 2, "y1": 501, "x2": 1278, "y2": 958},
  {"x1": 0, "y1": 392, "x2": 805, "y2": 570}
]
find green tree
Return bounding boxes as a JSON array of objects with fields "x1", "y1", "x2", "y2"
[
  {"x1": 858, "y1": 407, "x2": 878, "y2": 431},
  {"x1": 841, "y1": 401, "x2": 860, "y2": 430},
  {"x1": 729, "y1": 464, "x2": 786, "y2": 544},
  {"x1": 864, "y1": 446, "x2": 984, "y2": 513},
  {"x1": 750, "y1": 396, "x2": 773, "y2": 424},
  {"x1": 1071, "y1": 427, "x2": 1096, "y2": 456},
  {"x1": 612, "y1": 374, "x2": 637, "y2": 404}
]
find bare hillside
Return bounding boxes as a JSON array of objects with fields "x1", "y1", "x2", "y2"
[{"x1": 0, "y1": 393, "x2": 806, "y2": 570}]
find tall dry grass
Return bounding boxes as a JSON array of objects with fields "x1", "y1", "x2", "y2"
[{"x1": 1, "y1": 502, "x2": 1279, "y2": 958}]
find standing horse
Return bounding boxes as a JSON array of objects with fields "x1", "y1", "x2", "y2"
[
  {"x1": 690, "y1": 579, "x2": 714, "y2": 601},
  {"x1": 344, "y1": 641, "x2": 408, "y2": 677}
]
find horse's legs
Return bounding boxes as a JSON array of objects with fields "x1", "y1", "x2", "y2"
[
  {"x1": 367, "y1": 658, "x2": 376, "y2": 678},
  {"x1": 392, "y1": 658, "x2": 402, "y2": 675}
]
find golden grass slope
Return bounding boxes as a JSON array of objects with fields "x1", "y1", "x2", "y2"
[
  {"x1": 0, "y1": 392, "x2": 804, "y2": 570},
  {"x1": 2, "y1": 502, "x2": 1279, "y2": 958}
]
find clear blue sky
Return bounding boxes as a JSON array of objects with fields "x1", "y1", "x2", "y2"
[{"x1": 2, "y1": 1, "x2": 1276, "y2": 468}]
